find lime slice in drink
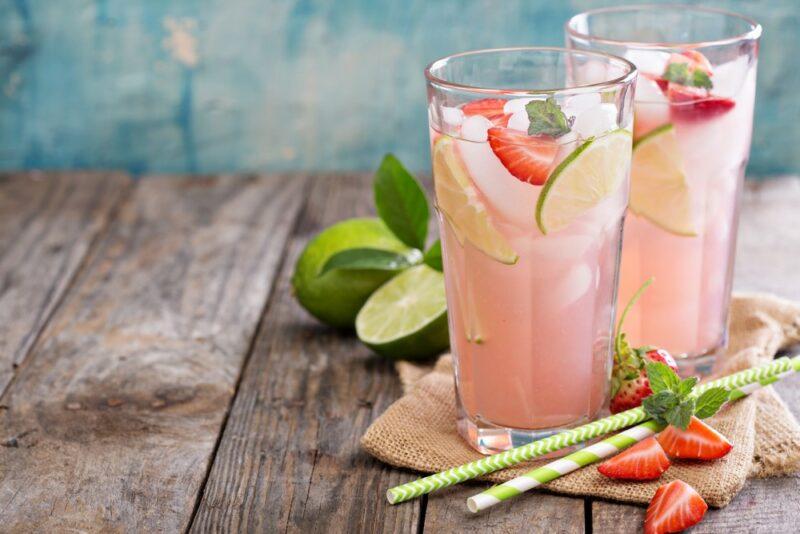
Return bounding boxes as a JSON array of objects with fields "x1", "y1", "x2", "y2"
[
  {"x1": 433, "y1": 136, "x2": 518, "y2": 264},
  {"x1": 536, "y1": 129, "x2": 632, "y2": 234},
  {"x1": 630, "y1": 124, "x2": 697, "y2": 236},
  {"x1": 356, "y1": 265, "x2": 449, "y2": 360}
]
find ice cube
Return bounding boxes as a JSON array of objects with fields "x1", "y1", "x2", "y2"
[
  {"x1": 507, "y1": 109, "x2": 530, "y2": 132},
  {"x1": 457, "y1": 139, "x2": 537, "y2": 226},
  {"x1": 503, "y1": 97, "x2": 539, "y2": 114},
  {"x1": 635, "y1": 76, "x2": 669, "y2": 104},
  {"x1": 460, "y1": 115, "x2": 493, "y2": 142},
  {"x1": 552, "y1": 263, "x2": 593, "y2": 308},
  {"x1": 624, "y1": 49, "x2": 670, "y2": 76},
  {"x1": 712, "y1": 55, "x2": 749, "y2": 98},
  {"x1": 572, "y1": 104, "x2": 618, "y2": 138},
  {"x1": 442, "y1": 106, "x2": 465, "y2": 127},
  {"x1": 563, "y1": 93, "x2": 601, "y2": 118},
  {"x1": 528, "y1": 233, "x2": 594, "y2": 261}
]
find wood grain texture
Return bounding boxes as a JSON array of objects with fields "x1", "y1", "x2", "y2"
[
  {"x1": 189, "y1": 174, "x2": 421, "y2": 533},
  {"x1": 592, "y1": 178, "x2": 800, "y2": 534},
  {"x1": 0, "y1": 171, "x2": 130, "y2": 396},
  {"x1": 0, "y1": 174, "x2": 305, "y2": 533},
  {"x1": 423, "y1": 485, "x2": 586, "y2": 533}
]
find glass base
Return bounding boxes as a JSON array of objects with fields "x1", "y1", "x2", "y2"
[
  {"x1": 456, "y1": 405, "x2": 594, "y2": 456},
  {"x1": 673, "y1": 337, "x2": 728, "y2": 379}
]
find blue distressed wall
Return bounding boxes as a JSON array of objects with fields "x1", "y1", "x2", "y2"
[{"x1": 0, "y1": 0, "x2": 797, "y2": 176}]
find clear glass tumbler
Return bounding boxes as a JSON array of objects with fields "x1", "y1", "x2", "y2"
[
  {"x1": 567, "y1": 6, "x2": 761, "y2": 376},
  {"x1": 425, "y1": 48, "x2": 636, "y2": 453}
]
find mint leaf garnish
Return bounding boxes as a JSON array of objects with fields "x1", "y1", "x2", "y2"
[
  {"x1": 692, "y1": 69, "x2": 713, "y2": 89},
  {"x1": 646, "y1": 361, "x2": 680, "y2": 394},
  {"x1": 662, "y1": 61, "x2": 714, "y2": 89},
  {"x1": 423, "y1": 239, "x2": 443, "y2": 271},
  {"x1": 677, "y1": 376, "x2": 699, "y2": 397},
  {"x1": 374, "y1": 154, "x2": 430, "y2": 250},
  {"x1": 643, "y1": 391, "x2": 679, "y2": 425},
  {"x1": 666, "y1": 399, "x2": 695, "y2": 430},
  {"x1": 526, "y1": 97, "x2": 572, "y2": 138},
  {"x1": 694, "y1": 387, "x2": 730, "y2": 419},
  {"x1": 319, "y1": 247, "x2": 420, "y2": 276}
]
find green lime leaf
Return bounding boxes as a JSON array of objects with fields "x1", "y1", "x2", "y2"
[
  {"x1": 677, "y1": 376, "x2": 699, "y2": 398},
  {"x1": 423, "y1": 239, "x2": 442, "y2": 271},
  {"x1": 526, "y1": 96, "x2": 572, "y2": 138},
  {"x1": 319, "y1": 247, "x2": 421, "y2": 276},
  {"x1": 646, "y1": 361, "x2": 680, "y2": 394},
  {"x1": 665, "y1": 399, "x2": 695, "y2": 430},
  {"x1": 642, "y1": 390, "x2": 679, "y2": 426},
  {"x1": 694, "y1": 387, "x2": 730, "y2": 419},
  {"x1": 374, "y1": 154, "x2": 429, "y2": 250}
]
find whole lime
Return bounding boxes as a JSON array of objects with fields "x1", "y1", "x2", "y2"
[{"x1": 291, "y1": 218, "x2": 409, "y2": 328}]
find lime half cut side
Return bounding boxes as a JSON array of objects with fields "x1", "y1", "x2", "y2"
[
  {"x1": 432, "y1": 136, "x2": 518, "y2": 265},
  {"x1": 536, "y1": 129, "x2": 632, "y2": 234},
  {"x1": 630, "y1": 123, "x2": 697, "y2": 236},
  {"x1": 356, "y1": 265, "x2": 449, "y2": 360}
]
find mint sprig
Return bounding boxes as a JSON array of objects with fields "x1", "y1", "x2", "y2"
[
  {"x1": 642, "y1": 362, "x2": 729, "y2": 429},
  {"x1": 526, "y1": 96, "x2": 573, "y2": 138},
  {"x1": 662, "y1": 62, "x2": 713, "y2": 90}
]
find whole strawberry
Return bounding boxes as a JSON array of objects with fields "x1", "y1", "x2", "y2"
[
  {"x1": 610, "y1": 347, "x2": 678, "y2": 413},
  {"x1": 609, "y1": 279, "x2": 679, "y2": 414}
]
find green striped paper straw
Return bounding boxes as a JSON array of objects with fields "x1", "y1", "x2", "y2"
[
  {"x1": 387, "y1": 355, "x2": 799, "y2": 505},
  {"x1": 467, "y1": 354, "x2": 800, "y2": 513}
]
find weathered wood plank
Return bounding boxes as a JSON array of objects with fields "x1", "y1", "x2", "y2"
[
  {"x1": 0, "y1": 174, "x2": 305, "y2": 533},
  {"x1": 423, "y1": 485, "x2": 586, "y2": 533},
  {"x1": 593, "y1": 177, "x2": 800, "y2": 533},
  {"x1": 189, "y1": 174, "x2": 421, "y2": 533},
  {"x1": 0, "y1": 171, "x2": 130, "y2": 395}
]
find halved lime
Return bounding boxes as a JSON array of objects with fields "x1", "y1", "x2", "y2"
[
  {"x1": 356, "y1": 265, "x2": 449, "y2": 360},
  {"x1": 630, "y1": 124, "x2": 697, "y2": 236},
  {"x1": 433, "y1": 136, "x2": 518, "y2": 264},
  {"x1": 536, "y1": 129, "x2": 632, "y2": 234}
]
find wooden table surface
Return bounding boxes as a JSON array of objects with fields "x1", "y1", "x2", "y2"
[{"x1": 0, "y1": 172, "x2": 798, "y2": 533}]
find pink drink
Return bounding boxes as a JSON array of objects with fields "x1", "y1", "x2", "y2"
[
  {"x1": 425, "y1": 49, "x2": 635, "y2": 453},
  {"x1": 567, "y1": 7, "x2": 762, "y2": 375}
]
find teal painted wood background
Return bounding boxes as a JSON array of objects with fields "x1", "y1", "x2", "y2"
[{"x1": 0, "y1": 0, "x2": 797, "y2": 176}]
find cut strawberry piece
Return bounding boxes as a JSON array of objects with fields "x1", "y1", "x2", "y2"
[
  {"x1": 598, "y1": 437, "x2": 671, "y2": 480},
  {"x1": 486, "y1": 127, "x2": 558, "y2": 186},
  {"x1": 645, "y1": 480, "x2": 708, "y2": 534},
  {"x1": 657, "y1": 416, "x2": 733, "y2": 460},
  {"x1": 642, "y1": 72, "x2": 669, "y2": 92},
  {"x1": 461, "y1": 99, "x2": 510, "y2": 126},
  {"x1": 667, "y1": 84, "x2": 735, "y2": 121}
]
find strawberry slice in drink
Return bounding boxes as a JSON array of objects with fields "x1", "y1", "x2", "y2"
[
  {"x1": 597, "y1": 437, "x2": 671, "y2": 481},
  {"x1": 667, "y1": 84, "x2": 735, "y2": 121},
  {"x1": 486, "y1": 127, "x2": 558, "y2": 185},
  {"x1": 657, "y1": 416, "x2": 733, "y2": 460},
  {"x1": 461, "y1": 98, "x2": 511, "y2": 127},
  {"x1": 645, "y1": 480, "x2": 708, "y2": 534}
]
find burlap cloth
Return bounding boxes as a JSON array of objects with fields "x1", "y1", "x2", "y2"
[{"x1": 361, "y1": 294, "x2": 800, "y2": 507}]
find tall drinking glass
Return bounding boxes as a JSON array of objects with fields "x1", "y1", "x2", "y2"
[
  {"x1": 425, "y1": 48, "x2": 636, "y2": 453},
  {"x1": 567, "y1": 6, "x2": 761, "y2": 376}
]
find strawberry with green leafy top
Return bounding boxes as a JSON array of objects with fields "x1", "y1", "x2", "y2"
[{"x1": 610, "y1": 279, "x2": 679, "y2": 413}]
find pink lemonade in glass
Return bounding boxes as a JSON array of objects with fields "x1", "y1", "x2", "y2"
[
  {"x1": 568, "y1": 7, "x2": 762, "y2": 375},
  {"x1": 425, "y1": 48, "x2": 636, "y2": 453}
]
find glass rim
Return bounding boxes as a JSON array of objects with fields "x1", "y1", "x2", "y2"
[
  {"x1": 565, "y1": 4, "x2": 762, "y2": 49},
  {"x1": 424, "y1": 46, "x2": 637, "y2": 97}
]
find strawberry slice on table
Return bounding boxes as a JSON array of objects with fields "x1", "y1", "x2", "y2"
[
  {"x1": 667, "y1": 84, "x2": 735, "y2": 121},
  {"x1": 598, "y1": 437, "x2": 671, "y2": 481},
  {"x1": 645, "y1": 480, "x2": 708, "y2": 534},
  {"x1": 610, "y1": 348, "x2": 679, "y2": 414},
  {"x1": 486, "y1": 127, "x2": 558, "y2": 185},
  {"x1": 461, "y1": 98, "x2": 511, "y2": 127},
  {"x1": 657, "y1": 416, "x2": 733, "y2": 460}
]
